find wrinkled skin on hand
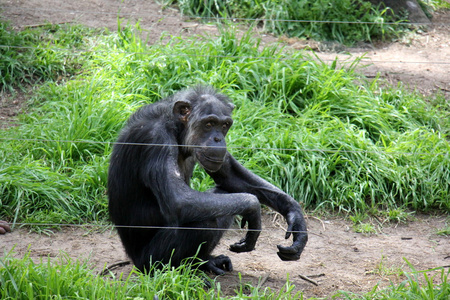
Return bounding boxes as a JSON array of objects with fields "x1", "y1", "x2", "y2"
[{"x1": 277, "y1": 211, "x2": 308, "y2": 261}]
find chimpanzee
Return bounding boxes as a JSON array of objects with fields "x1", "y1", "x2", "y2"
[{"x1": 108, "y1": 86, "x2": 308, "y2": 275}]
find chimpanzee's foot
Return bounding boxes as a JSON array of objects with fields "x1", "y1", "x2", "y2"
[{"x1": 202, "y1": 254, "x2": 233, "y2": 275}]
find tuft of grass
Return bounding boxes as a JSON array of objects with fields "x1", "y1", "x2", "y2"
[
  {"x1": 349, "y1": 213, "x2": 377, "y2": 234},
  {"x1": 353, "y1": 222, "x2": 377, "y2": 235},
  {"x1": 436, "y1": 222, "x2": 450, "y2": 236},
  {"x1": 380, "y1": 208, "x2": 414, "y2": 224},
  {"x1": 420, "y1": 0, "x2": 450, "y2": 11},
  {"x1": 366, "y1": 255, "x2": 405, "y2": 278},
  {"x1": 336, "y1": 260, "x2": 450, "y2": 299}
]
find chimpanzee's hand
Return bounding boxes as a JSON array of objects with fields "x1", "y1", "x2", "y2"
[
  {"x1": 276, "y1": 210, "x2": 308, "y2": 261},
  {"x1": 229, "y1": 210, "x2": 261, "y2": 253},
  {"x1": 202, "y1": 255, "x2": 233, "y2": 275},
  {"x1": 0, "y1": 221, "x2": 11, "y2": 234}
]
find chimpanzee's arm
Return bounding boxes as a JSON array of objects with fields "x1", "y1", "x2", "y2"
[
  {"x1": 140, "y1": 150, "x2": 261, "y2": 252},
  {"x1": 207, "y1": 153, "x2": 308, "y2": 261}
]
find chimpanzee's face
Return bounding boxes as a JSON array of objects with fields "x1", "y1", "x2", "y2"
[
  {"x1": 174, "y1": 93, "x2": 234, "y2": 172},
  {"x1": 189, "y1": 96, "x2": 233, "y2": 172}
]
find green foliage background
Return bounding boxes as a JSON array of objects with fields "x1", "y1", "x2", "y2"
[
  {"x1": 163, "y1": 0, "x2": 403, "y2": 44},
  {"x1": 0, "y1": 21, "x2": 449, "y2": 229}
]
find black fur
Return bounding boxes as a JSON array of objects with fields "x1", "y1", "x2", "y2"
[{"x1": 108, "y1": 86, "x2": 307, "y2": 275}]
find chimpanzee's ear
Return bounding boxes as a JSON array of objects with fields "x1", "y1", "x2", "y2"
[
  {"x1": 228, "y1": 102, "x2": 235, "y2": 111},
  {"x1": 173, "y1": 100, "x2": 191, "y2": 124}
]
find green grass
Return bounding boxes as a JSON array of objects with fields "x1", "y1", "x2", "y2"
[
  {"x1": 436, "y1": 220, "x2": 450, "y2": 236},
  {"x1": 420, "y1": 0, "x2": 450, "y2": 11},
  {"x1": 0, "y1": 22, "x2": 449, "y2": 228},
  {"x1": 336, "y1": 260, "x2": 450, "y2": 299},
  {"x1": 0, "y1": 251, "x2": 212, "y2": 299},
  {"x1": 0, "y1": 251, "x2": 303, "y2": 299},
  {"x1": 0, "y1": 20, "x2": 99, "y2": 92},
  {"x1": 1, "y1": 251, "x2": 448, "y2": 299},
  {"x1": 163, "y1": 0, "x2": 405, "y2": 44},
  {"x1": 366, "y1": 255, "x2": 405, "y2": 278}
]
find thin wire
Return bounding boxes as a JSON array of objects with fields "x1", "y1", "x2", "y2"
[
  {"x1": 2, "y1": 6, "x2": 449, "y2": 26},
  {"x1": 8, "y1": 222, "x2": 429, "y2": 239},
  {"x1": 0, "y1": 137, "x2": 447, "y2": 157},
  {"x1": 0, "y1": 44, "x2": 450, "y2": 66},
  {"x1": 10, "y1": 222, "x2": 315, "y2": 236}
]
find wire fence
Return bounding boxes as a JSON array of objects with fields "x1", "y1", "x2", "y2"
[
  {"x1": 0, "y1": 137, "x2": 448, "y2": 157},
  {"x1": 8, "y1": 222, "x2": 311, "y2": 235},
  {"x1": 1, "y1": 221, "x2": 426, "y2": 239}
]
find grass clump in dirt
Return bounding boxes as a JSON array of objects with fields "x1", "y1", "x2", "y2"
[
  {"x1": 336, "y1": 261, "x2": 450, "y2": 299},
  {"x1": 162, "y1": 0, "x2": 404, "y2": 44},
  {"x1": 0, "y1": 24, "x2": 449, "y2": 228}
]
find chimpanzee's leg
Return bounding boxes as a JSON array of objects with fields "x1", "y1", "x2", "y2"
[{"x1": 133, "y1": 216, "x2": 234, "y2": 275}]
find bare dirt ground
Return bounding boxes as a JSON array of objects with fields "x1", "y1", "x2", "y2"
[
  {"x1": 2, "y1": 213, "x2": 450, "y2": 298},
  {"x1": 1, "y1": 0, "x2": 449, "y2": 298}
]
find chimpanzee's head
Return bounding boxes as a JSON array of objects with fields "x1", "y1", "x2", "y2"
[{"x1": 173, "y1": 87, "x2": 234, "y2": 172}]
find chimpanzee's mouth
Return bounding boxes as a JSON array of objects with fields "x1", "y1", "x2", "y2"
[
  {"x1": 203, "y1": 155, "x2": 224, "y2": 163},
  {"x1": 197, "y1": 152, "x2": 224, "y2": 172}
]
